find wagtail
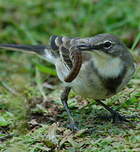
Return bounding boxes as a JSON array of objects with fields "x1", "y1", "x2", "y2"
[{"x1": 0, "y1": 33, "x2": 135, "y2": 130}]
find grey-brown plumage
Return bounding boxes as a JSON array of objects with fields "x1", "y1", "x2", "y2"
[
  {"x1": 47, "y1": 34, "x2": 135, "y2": 97},
  {"x1": 0, "y1": 33, "x2": 136, "y2": 130}
]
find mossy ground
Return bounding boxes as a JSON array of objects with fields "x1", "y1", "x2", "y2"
[{"x1": 0, "y1": 0, "x2": 140, "y2": 151}]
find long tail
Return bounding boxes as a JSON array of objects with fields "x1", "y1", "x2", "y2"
[
  {"x1": 0, "y1": 44, "x2": 56, "y2": 64},
  {"x1": 0, "y1": 44, "x2": 47, "y2": 55}
]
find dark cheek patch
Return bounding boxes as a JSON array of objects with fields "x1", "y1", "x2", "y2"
[{"x1": 90, "y1": 61, "x2": 126, "y2": 94}]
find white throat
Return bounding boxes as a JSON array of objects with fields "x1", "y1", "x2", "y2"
[{"x1": 92, "y1": 51, "x2": 123, "y2": 78}]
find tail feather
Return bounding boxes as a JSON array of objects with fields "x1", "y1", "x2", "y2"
[
  {"x1": 0, "y1": 44, "x2": 57, "y2": 64},
  {"x1": 0, "y1": 44, "x2": 47, "y2": 55}
]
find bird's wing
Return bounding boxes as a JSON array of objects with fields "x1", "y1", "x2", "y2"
[
  {"x1": 50, "y1": 35, "x2": 79, "y2": 68},
  {"x1": 49, "y1": 35, "x2": 91, "y2": 66},
  {"x1": 49, "y1": 35, "x2": 86, "y2": 82}
]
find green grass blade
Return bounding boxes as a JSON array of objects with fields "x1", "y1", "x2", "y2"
[
  {"x1": 35, "y1": 67, "x2": 47, "y2": 100},
  {"x1": 36, "y1": 64, "x2": 57, "y2": 76},
  {"x1": 131, "y1": 32, "x2": 140, "y2": 50}
]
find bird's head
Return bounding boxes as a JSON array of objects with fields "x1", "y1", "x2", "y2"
[
  {"x1": 77, "y1": 33, "x2": 135, "y2": 79},
  {"x1": 78, "y1": 33, "x2": 130, "y2": 59}
]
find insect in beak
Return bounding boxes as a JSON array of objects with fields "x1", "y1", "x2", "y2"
[
  {"x1": 77, "y1": 44, "x2": 99, "y2": 51},
  {"x1": 77, "y1": 44, "x2": 92, "y2": 50}
]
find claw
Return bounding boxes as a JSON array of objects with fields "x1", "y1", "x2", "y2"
[
  {"x1": 112, "y1": 112, "x2": 130, "y2": 123},
  {"x1": 67, "y1": 123, "x2": 80, "y2": 131}
]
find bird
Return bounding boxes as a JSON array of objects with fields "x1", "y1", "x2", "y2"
[{"x1": 0, "y1": 33, "x2": 135, "y2": 130}]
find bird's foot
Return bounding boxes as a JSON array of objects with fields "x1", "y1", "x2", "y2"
[
  {"x1": 67, "y1": 122, "x2": 79, "y2": 131},
  {"x1": 111, "y1": 112, "x2": 140, "y2": 123},
  {"x1": 97, "y1": 112, "x2": 139, "y2": 123},
  {"x1": 111, "y1": 111, "x2": 129, "y2": 123}
]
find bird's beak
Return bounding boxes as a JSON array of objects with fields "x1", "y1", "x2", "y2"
[
  {"x1": 0, "y1": 44, "x2": 47, "y2": 55},
  {"x1": 77, "y1": 44, "x2": 98, "y2": 51}
]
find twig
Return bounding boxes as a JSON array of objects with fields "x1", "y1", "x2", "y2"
[{"x1": 0, "y1": 81, "x2": 19, "y2": 95}]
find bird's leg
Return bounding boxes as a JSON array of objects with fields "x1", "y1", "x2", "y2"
[
  {"x1": 96, "y1": 100, "x2": 130, "y2": 122},
  {"x1": 61, "y1": 87, "x2": 79, "y2": 130}
]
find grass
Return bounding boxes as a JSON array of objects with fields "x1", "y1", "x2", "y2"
[{"x1": 0, "y1": 0, "x2": 140, "y2": 151}]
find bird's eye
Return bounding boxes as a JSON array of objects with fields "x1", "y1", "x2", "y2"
[{"x1": 103, "y1": 41, "x2": 112, "y2": 49}]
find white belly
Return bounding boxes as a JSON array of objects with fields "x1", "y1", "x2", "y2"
[
  {"x1": 55, "y1": 56, "x2": 134, "y2": 100},
  {"x1": 71, "y1": 61, "x2": 110, "y2": 99},
  {"x1": 55, "y1": 59, "x2": 110, "y2": 99}
]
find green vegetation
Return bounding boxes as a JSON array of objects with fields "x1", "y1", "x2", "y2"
[{"x1": 0, "y1": 0, "x2": 140, "y2": 151}]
